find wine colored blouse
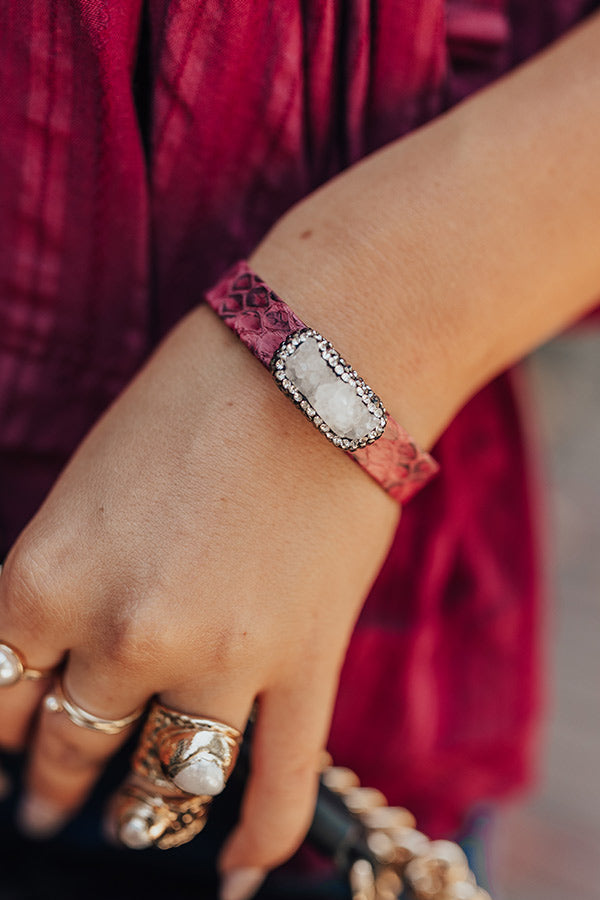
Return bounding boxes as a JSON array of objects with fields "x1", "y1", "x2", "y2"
[{"x1": 0, "y1": 0, "x2": 598, "y2": 836}]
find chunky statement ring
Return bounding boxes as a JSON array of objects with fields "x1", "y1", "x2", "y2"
[
  {"x1": 204, "y1": 260, "x2": 440, "y2": 503},
  {"x1": 113, "y1": 784, "x2": 214, "y2": 850},
  {"x1": 132, "y1": 701, "x2": 242, "y2": 796},
  {"x1": 44, "y1": 679, "x2": 145, "y2": 735},
  {"x1": 114, "y1": 700, "x2": 243, "y2": 850},
  {"x1": 0, "y1": 642, "x2": 52, "y2": 687}
]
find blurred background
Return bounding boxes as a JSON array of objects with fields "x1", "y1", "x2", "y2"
[{"x1": 493, "y1": 334, "x2": 600, "y2": 900}]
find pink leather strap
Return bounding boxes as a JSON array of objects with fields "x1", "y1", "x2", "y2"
[{"x1": 204, "y1": 260, "x2": 439, "y2": 503}]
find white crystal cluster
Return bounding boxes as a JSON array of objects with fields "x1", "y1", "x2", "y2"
[
  {"x1": 272, "y1": 331, "x2": 386, "y2": 448},
  {"x1": 171, "y1": 731, "x2": 230, "y2": 796},
  {"x1": 172, "y1": 758, "x2": 225, "y2": 795}
]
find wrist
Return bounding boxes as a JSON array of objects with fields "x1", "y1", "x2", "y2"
[
  {"x1": 247, "y1": 196, "x2": 470, "y2": 450},
  {"x1": 202, "y1": 262, "x2": 438, "y2": 503},
  {"x1": 171, "y1": 302, "x2": 400, "y2": 517}
]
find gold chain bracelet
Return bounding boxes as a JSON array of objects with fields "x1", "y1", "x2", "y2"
[{"x1": 321, "y1": 765, "x2": 492, "y2": 900}]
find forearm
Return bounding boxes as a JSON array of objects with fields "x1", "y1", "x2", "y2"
[{"x1": 249, "y1": 10, "x2": 600, "y2": 447}]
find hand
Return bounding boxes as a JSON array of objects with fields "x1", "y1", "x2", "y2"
[{"x1": 0, "y1": 294, "x2": 399, "y2": 896}]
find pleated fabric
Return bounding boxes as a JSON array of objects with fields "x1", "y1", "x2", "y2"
[{"x1": 0, "y1": 0, "x2": 597, "y2": 834}]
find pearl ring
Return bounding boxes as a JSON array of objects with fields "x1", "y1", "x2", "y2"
[{"x1": 0, "y1": 642, "x2": 51, "y2": 687}]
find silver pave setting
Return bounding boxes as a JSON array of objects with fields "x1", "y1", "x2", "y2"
[{"x1": 270, "y1": 329, "x2": 388, "y2": 450}]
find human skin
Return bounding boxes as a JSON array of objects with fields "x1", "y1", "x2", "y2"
[{"x1": 0, "y1": 10, "x2": 600, "y2": 900}]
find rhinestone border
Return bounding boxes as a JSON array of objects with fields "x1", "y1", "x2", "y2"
[{"x1": 270, "y1": 329, "x2": 388, "y2": 451}]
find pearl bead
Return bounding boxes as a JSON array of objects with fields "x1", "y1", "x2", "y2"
[
  {"x1": 0, "y1": 645, "x2": 20, "y2": 686},
  {"x1": 119, "y1": 815, "x2": 153, "y2": 849},
  {"x1": 44, "y1": 694, "x2": 61, "y2": 713},
  {"x1": 173, "y1": 759, "x2": 225, "y2": 796}
]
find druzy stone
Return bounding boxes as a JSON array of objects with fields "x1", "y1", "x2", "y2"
[
  {"x1": 172, "y1": 758, "x2": 225, "y2": 796},
  {"x1": 284, "y1": 338, "x2": 375, "y2": 440}
]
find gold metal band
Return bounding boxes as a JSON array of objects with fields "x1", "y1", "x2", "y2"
[
  {"x1": 111, "y1": 783, "x2": 211, "y2": 850},
  {"x1": 44, "y1": 679, "x2": 145, "y2": 735},
  {"x1": 132, "y1": 700, "x2": 242, "y2": 793},
  {"x1": 0, "y1": 641, "x2": 52, "y2": 687}
]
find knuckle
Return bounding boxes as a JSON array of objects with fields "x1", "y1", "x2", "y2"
[
  {"x1": 0, "y1": 541, "x2": 61, "y2": 632},
  {"x1": 201, "y1": 618, "x2": 255, "y2": 673},
  {"x1": 202, "y1": 607, "x2": 276, "y2": 678},
  {"x1": 99, "y1": 620, "x2": 152, "y2": 672},
  {"x1": 94, "y1": 594, "x2": 165, "y2": 675},
  {"x1": 162, "y1": 610, "x2": 264, "y2": 682}
]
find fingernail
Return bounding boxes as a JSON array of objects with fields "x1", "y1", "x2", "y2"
[
  {"x1": 0, "y1": 767, "x2": 11, "y2": 801},
  {"x1": 220, "y1": 867, "x2": 267, "y2": 900},
  {"x1": 17, "y1": 795, "x2": 67, "y2": 839}
]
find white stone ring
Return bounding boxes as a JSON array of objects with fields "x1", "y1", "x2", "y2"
[
  {"x1": 132, "y1": 700, "x2": 243, "y2": 797},
  {"x1": 115, "y1": 701, "x2": 243, "y2": 849},
  {"x1": 0, "y1": 642, "x2": 52, "y2": 687}
]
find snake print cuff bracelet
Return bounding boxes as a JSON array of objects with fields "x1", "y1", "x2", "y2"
[{"x1": 203, "y1": 260, "x2": 439, "y2": 504}]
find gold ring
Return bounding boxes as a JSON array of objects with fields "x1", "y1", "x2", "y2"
[
  {"x1": 0, "y1": 642, "x2": 52, "y2": 687},
  {"x1": 113, "y1": 700, "x2": 243, "y2": 850},
  {"x1": 111, "y1": 783, "x2": 211, "y2": 850},
  {"x1": 132, "y1": 700, "x2": 243, "y2": 796},
  {"x1": 44, "y1": 678, "x2": 145, "y2": 735}
]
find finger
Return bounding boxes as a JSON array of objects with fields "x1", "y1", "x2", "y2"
[
  {"x1": 19, "y1": 651, "x2": 149, "y2": 838},
  {"x1": 159, "y1": 686, "x2": 253, "y2": 735},
  {"x1": 108, "y1": 685, "x2": 253, "y2": 850},
  {"x1": 0, "y1": 765, "x2": 11, "y2": 800},
  {"x1": 219, "y1": 673, "x2": 339, "y2": 900},
  {"x1": 0, "y1": 559, "x2": 65, "y2": 750}
]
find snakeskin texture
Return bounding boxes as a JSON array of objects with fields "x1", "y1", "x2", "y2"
[
  {"x1": 352, "y1": 419, "x2": 439, "y2": 504},
  {"x1": 203, "y1": 260, "x2": 439, "y2": 504},
  {"x1": 204, "y1": 261, "x2": 306, "y2": 367}
]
